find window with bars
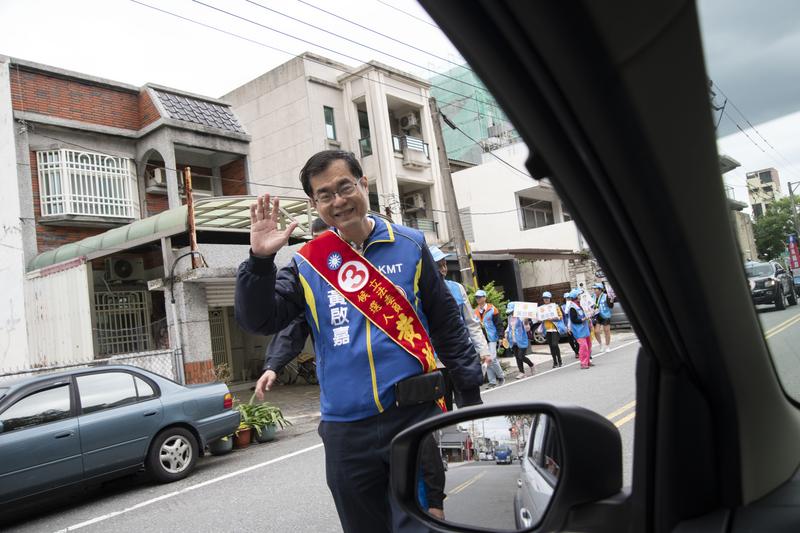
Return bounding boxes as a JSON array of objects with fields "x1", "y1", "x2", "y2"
[{"x1": 37, "y1": 149, "x2": 138, "y2": 218}]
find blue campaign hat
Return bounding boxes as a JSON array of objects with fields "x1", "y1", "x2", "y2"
[
  {"x1": 542, "y1": 291, "x2": 552, "y2": 299},
  {"x1": 474, "y1": 289, "x2": 487, "y2": 298},
  {"x1": 428, "y1": 245, "x2": 452, "y2": 263},
  {"x1": 593, "y1": 282, "x2": 605, "y2": 290},
  {"x1": 563, "y1": 292, "x2": 571, "y2": 299},
  {"x1": 506, "y1": 302, "x2": 515, "y2": 312},
  {"x1": 568, "y1": 289, "x2": 580, "y2": 299}
]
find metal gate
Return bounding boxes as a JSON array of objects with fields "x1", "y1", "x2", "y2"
[
  {"x1": 208, "y1": 307, "x2": 231, "y2": 369},
  {"x1": 94, "y1": 291, "x2": 152, "y2": 356}
]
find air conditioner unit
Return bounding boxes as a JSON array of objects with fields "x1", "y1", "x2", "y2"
[
  {"x1": 487, "y1": 123, "x2": 507, "y2": 138},
  {"x1": 404, "y1": 192, "x2": 426, "y2": 211},
  {"x1": 105, "y1": 258, "x2": 145, "y2": 282},
  {"x1": 400, "y1": 113, "x2": 419, "y2": 131}
]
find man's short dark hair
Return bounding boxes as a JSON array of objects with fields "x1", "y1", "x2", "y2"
[
  {"x1": 311, "y1": 217, "x2": 328, "y2": 234},
  {"x1": 299, "y1": 150, "x2": 363, "y2": 197}
]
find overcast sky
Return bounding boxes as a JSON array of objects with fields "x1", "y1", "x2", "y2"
[{"x1": 1, "y1": 0, "x2": 797, "y2": 203}]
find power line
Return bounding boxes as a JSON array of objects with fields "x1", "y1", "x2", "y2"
[
  {"x1": 374, "y1": 0, "x2": 440, "y2": 29},
  {"x1": 129, "y1": 0, "x2": 502, "y2": 125},
  {"x1": 445, "y1": 116, "x2": 533, "y2": 181},
  {"x1": 294, "y1": 0, "x2": 472, "y2": 77},
  {"x1": 723, "y1": 111, "x2": 800, "y2": 183},
  {"x1": 191, "y1": 0, "x2": 506, "y2": 116}
]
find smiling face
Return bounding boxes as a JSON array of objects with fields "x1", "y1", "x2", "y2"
[{"x1": 309, "y1": 159, "x2": 369, "y2": 235}]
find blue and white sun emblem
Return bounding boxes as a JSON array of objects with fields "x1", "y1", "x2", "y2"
[{"x1": 327, "y1": 252, "x2": 343, "y2": 270}]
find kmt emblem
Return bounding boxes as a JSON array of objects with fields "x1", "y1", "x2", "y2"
[
  {"x1": 338, "y1": 261, "x2": 369, "y2": 292},
  {"x1": 327, "y1": 252, "x2": 343, "y2": 270}
]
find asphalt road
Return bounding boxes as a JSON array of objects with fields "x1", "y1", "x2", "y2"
[
  {"x1": 756, "y1": 305, "x2": 800, "y2": 399},
  {"x1": 1, "y1": 337, "x2": 641, "y2": 533},
  {"x1": 437, "y1": 461, "x2": 519, "y2": 531}
]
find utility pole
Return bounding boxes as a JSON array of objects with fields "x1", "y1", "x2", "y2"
[{"x1": 429, "y1": 97, "x2": 474, "y2": 287}]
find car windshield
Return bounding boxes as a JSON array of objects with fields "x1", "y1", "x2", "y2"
[{"x1": 745, "y1": 264, "x2": 774, "y2": 278}]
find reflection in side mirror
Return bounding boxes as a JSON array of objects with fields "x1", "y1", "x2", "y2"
[{"x1": 415, "y1": 413, "x2": 559, "y2": 532}]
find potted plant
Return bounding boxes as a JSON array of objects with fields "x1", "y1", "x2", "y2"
[
  {"x1": 240, "y1": 393, "x2": 291, "y2": 443},
  {"x1": 252, "y1": 403, "x2": 291, "y2": 443},
  {"x1": 234, "y1": 399, "x2": 255, "y2": 449},
  {"x1": 208, "y1": 435, "x2": 233, "y2": 455}
]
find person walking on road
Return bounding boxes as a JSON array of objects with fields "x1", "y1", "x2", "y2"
[
  {"x1": 504, "y1": 303, "x2": 534, "y2": 378},
  {"x1": 539, "y1": 291, "x2": 564, "y2": 368},
  {"x1": 561, "y1": 292, "x2": 580, "y2": 358},
  {"x1": 474, "y1": 290, "x2": 505, "y2": 387},
  {"x1": 591, "y1": 282, "x2": 614, "y2": 353},
  {"x1": 566, "y1": 290, "x2": 593, "y2": 369},
  {"x1": 430, "y1": 245, "x2": 491, "y2": 407},
  {"x1": 236, "y1": 150, "x2": 483, "y2": 532}
]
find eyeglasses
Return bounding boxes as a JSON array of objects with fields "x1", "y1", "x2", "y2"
[{"x1": 313, "y1": 181, "x2": 360, "y2": 205}]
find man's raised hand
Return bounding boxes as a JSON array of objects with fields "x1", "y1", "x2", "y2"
[{"x1": 250, "y1": 194, "x2": 300, "y2": 257}]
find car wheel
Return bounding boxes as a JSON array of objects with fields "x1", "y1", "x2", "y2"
[
  {"x1": 147, "y1": 427, "x2": 198, "y2": 483},
  {"x1": 775, "y1": 287, "x2": 786, "y2": 311},
  {"x1": 533, "y1": 331, "x2": 546, "y2": 344},
  {"x1": 789, "y1": 288, "x2": 798, "y2": 306}
]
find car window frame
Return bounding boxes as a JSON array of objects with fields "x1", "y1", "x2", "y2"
[
  {"x1": 0, "y1": 379, "x2": 76, "y2": 433},
  {"x1": 74, "y1": 369, "x2": 161, "y2": 416},
  {"x1": 527, "y1": 414, "x2": 559, "y2": 488}
]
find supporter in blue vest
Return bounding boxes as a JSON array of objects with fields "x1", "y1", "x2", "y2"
[
  {"x1": 592, "y1": 282, "x2": 614, "y2": 353},
  {"x1": 561, "y1": 292, "x2": 581, "y2": 358},
  {"x1": 236, "y1": 150, "x2": 482, "y2": 531},
  {"x1": 474, "y1": 290, "x2": 505, "y2": 387},
  {"x1": 566, "y1": 289, "x2": 593, "y2": 369},
  {"x1": 504, "y1": 303, "x2": 535, "y2": 379},
  {"x1": 429, "y1": 245, "x2": 489, "y2": 407}
]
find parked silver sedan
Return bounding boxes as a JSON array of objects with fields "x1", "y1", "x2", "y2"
[{"x1": 0, "y1": 365, "x2": 239, "y2": 506}]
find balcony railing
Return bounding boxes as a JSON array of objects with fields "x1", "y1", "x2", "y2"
[
  {"x1": 37, "y1": 149, "x2": 137, "y2": 219},
  {"x1": 359, "y1": 136, "x2": 373, "y2": 157},
  {"x1": 404, "y1": 217, "x2": 438, "y2": 236},
  {"x1": 392, "y1": 135, "x2": 430, "y2": 158}
]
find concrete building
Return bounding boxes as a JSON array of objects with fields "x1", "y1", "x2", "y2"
[
  {"x1": 0, "y1": 55, "x2": 282, "y2": 383},
  {"x1": 429, "y1": 65, "x2": 516, "y2": 165},
  {"x1": 747, "y1": 167, "x2": 781, "y2": 218},
  {"x1": 451, "y1": 142, "x2": 586, "y2": 301},
  {"x1": 222, "y1": 53, "x2": 451, "y2": 245},
  {"x1": 721, "y1": 155, "x2": 757, "y2": 261}
]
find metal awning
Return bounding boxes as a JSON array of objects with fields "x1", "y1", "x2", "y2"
[{"x1": 28, "y1": 195, "x2": 315, "y2": 272}]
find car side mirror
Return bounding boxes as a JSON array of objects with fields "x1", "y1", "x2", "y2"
[{"x1": 391, "y1": 403, "x2": 623, "y2": 532}]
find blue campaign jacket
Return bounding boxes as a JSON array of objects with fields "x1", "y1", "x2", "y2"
[
  {"x1": 505, "y1": 318, "x2": 529, "y2": 349},
  {"x1": 567, "y1": 302, "x2": 591, "y2": 339},
  {"x1": 235, "y1": 216, "x2": 482, "y2": 422},
  {"x1": 445, "y1": 280, "x2": 466, "y2": 325}
]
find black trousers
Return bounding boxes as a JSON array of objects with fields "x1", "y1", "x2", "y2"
[
  {"x1": 318, "y1": 402, "x2": 442, "y2": 533},
  {"x1": 511, "y1": 345, "x2": 534, "y2": 373},
  {"x1": 567, "y1": 333, "x2": 580, "y2": 355},
  {"x1": 546, "y1": 331, "x2": 562, "y2": 365}
]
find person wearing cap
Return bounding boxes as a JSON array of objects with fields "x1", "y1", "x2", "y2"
[
  {"x1": 504, "y1": 302, "x2": 535, "y2": 378},
  {"x1": 474, "y1": 289, "x2": 505, "y2": 387},
  {"x1": 561, "y1": 292, "x2": 581, "y2": 358},
  {"x1": 539, "y1": 291, "x2": 564, "y2": 368},
  {"x1": 430, "y1": 245, "x2": 491, "y2": 405},
  {"x1": 591, "y1": 282, "x2": 614, "y2": 353},
  {"x1": 566, "y1": 290, "x2": 593, "y2": 369}
]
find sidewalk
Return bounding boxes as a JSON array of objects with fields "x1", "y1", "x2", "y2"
[{"x1": 231, "y1": 330, "x2": 638, "y2": 421}]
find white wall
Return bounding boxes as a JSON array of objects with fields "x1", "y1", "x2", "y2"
[
  {"x1": 453, "y1": 142, "x2": 582, "y2": 252},
  {"x1": 519, "y1": 260, "x2": 570, "y2": 288},
  {"x1": 0, "y1": 58, "x2": 30, "y2": 370}
]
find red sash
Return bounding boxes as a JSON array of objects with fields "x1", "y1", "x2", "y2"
[{"x1": 297, "y1": 229, "x2": 438, "y2": 374}]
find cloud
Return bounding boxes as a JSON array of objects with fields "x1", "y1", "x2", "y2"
[{"x1": 698, "y1": 0, "x2": 800, "y2": 135}]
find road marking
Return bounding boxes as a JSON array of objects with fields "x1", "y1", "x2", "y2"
[
  {"x1": 54, "y1": 442, "x2": 325, "y2": 532},
  {"x1": 449, "y1": 471, "x2": 486, "y2": 495},
  {"x1": 763, "y1": 312, "x2": 800, "y2": 337},
  {"x1": 765, "y1": 313, "x2": 800, "y2": 338},
  {"x1": 614, "y1": 412, "x2": 636, "y2": 428},
  {"x1": 605, "y1": 400, "x2": 636, "y2": 421},
  {"x1": 481, "y1": 339, "x2": 641, "y2": 394}
]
